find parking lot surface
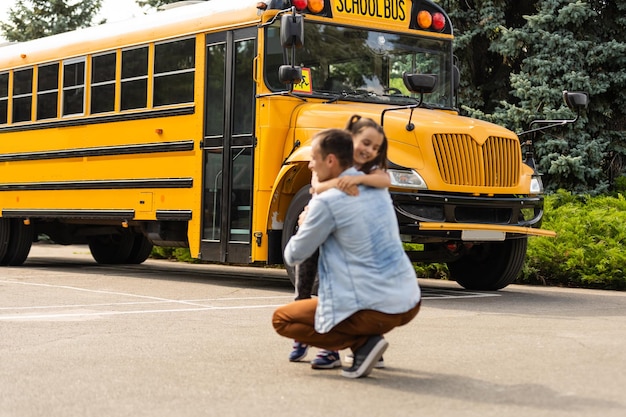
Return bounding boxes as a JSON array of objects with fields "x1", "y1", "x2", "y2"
[{"x1": 1, "y1": 244, "x2": 625, "y2": 417}]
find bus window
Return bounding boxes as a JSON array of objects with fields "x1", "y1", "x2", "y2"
[
  {"x1": 91, "y1": 52, "x2": 117, "y2": 114},
  {"x1": 264, "y1": 21, "x2": 453, "y2": 109},
  {"x1": 37, "y1": 63, "x2": 59, "y2": 120},
  {"x1": 63, "y1": 58, "x2": 85, "y2": 116},
  {"x1": 154, "y1": 38, "x2": 195, "y2": 106},
  {"x1": 233, "y1": 39, "x2": 255, "y2": 135},
  {"x1": 121, "y1": 46, "x2": 148, "y2": 110},
  {"x1": 229, "y1": 146, "x2": 252, "y2": 242},
  {"x1": 203, "y1": 148, "x2": 223, "y2": 241},
  {"x1": 0, "y1": 72, "x2": 7, "y2": 124},
  {"x1": 263, "y1": 26, "x2": 282, "y2": 89},
  {"x1": 205, "y1": 42, "x2": 226, "y2": 137},
  {"x1": 12, "y1": 68, "x2": 33, "y2": 123}
]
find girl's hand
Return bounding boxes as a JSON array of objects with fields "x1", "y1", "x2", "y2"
[{"x1": 336, "y1": 176, "x2": 360, "y2": 196}]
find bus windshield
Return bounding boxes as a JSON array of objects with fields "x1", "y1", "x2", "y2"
[{"x1": 264, "y1": 20, "x2": 454, "y2": 108}]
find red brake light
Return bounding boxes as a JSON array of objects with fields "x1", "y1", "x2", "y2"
[
  {"x1": 292, "y1": 0, "x2": 308, "y2": 10},
  {"x1": 432, "y1": 12, "x2": 446, "y2": 31}
]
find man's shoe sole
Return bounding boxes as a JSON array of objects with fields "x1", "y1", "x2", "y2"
[
  {"x1": 345, "y1": 356, "x2": 385, "y2": 368},
  {"x1": 341, "y1": 338, "x2": 388, "y2": 378}
]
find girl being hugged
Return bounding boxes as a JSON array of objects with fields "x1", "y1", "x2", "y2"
[
  {"x1": 312, "y1": 114, "x2": 390, "y2": 195},
  {"x1": 289, "y1": 114, "x2": 391, "y2": 370}
]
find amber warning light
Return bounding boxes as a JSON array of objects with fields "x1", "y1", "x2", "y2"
[{"x1": 417, "y1": 10, "x2": 445, "y2": 32}]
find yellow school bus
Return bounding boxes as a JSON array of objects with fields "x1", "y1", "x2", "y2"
[{"x1": 0, "y1": 0, "x2": 584, "y2": 289}]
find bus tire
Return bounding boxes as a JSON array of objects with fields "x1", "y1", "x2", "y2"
[
  {"x1": 0, "y1": 219, "x2": 10, "y2": 262},
  {"x1": 125, "y1": 234, "x2": 154, "y2": 264},
  {"x1": 88, "y1": 229, "x2": 135, "y2": 264},
  {"x1": 281, "y1": 186, "x2": 313, "y2": 286},
  {"x1": 447, "y1": 237, "x2": 528, "y2": 291},
  {"x1": 1, "y1": 219, "x2": 34, "y2": 266}
]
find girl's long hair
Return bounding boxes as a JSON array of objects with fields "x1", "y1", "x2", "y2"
[{"x1": 345, "y1": 114, "x2": 388, "y2": 173}]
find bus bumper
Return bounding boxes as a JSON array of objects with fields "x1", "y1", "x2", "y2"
[{"x1": 391, "y1": 191, "x2": 555, "y2": 241}]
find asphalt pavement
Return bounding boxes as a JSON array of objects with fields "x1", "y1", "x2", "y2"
[{"x1": 1, "y1": 243, "x2": 625, "y2": 417}]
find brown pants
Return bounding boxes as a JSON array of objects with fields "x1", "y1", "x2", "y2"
[{"x1": 272, "y1": 298, "x2": 421, "y2": 352}]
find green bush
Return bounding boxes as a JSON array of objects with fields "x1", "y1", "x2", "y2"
[
  {"x1": 520, "y1": 190, "x2": 626, "y2": 290},
  {"x1": 150, "y1": 246, "x2": 199, "y2": 263}
]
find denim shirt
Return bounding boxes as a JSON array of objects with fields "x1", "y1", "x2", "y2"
[{"x1": 284, "y1": 168, "x2": 421, "y2": 334}]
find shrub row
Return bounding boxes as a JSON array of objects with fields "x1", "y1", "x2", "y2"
[{"x1": 520, "y1": 190, "x2": 626, "y2": 290}]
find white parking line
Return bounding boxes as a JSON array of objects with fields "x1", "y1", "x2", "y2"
[
  {"x1": 0, "y1": 304, "x2": 287, "y2": 321},
  {"x1": 0, "y1": 279, "x2": 497, "y2": 321},
  {"x1": 0, "y1": 279, "x2": 294, "y2": 321},
  {"x1": 0, "y1": 279, "x2": 213, "y2": 307}
]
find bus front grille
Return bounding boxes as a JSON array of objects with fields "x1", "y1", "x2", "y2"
[{"x1": 432, "y1": 134, "x2": 521, "y2": 187}]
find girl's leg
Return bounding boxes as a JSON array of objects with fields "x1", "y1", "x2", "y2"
[
  {"x1": 289, "y1": 250, "x2": 320, "y2": 361},
  {"x1": 294, "y1": 249, "x2": 319, "y2": 300}
]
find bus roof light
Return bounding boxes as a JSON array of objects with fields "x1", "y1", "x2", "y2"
[
  {"x1": 432, "y1": 12, "x2": 446, "y2": 31},
  {"x1": 292, "y1": 0, "x2": 308, "y2": 10},
  {"x1": 417, "y1": 11, "x2": 433, "y2": 30},
  {"x1": 308, "y1": 0, "x2": 324, "y2": 13}
]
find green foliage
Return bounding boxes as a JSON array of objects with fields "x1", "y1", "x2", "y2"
[
  {"x1": 0, "y1": 0, "x2": 103, "y2": 42},
  {"x1": 150, "y1": 246, "x2": 199, "y2": 263},
  {"x1": 413, "y1": 262, "x2": 449, "y2": 279},
  {"x1": 521, "y1": 191, "x2": 626, "y2": 290}
]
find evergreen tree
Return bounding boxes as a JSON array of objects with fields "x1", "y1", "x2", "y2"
[
  {"x1": 0, "y1": 0, "x2": 103, "y2": 42},
  {"x1": 494, "y1": 0, "x2": 626, "y2": 194},
  {"x1": 441, "y1": 0, "x2": 535, "y2": 113}
]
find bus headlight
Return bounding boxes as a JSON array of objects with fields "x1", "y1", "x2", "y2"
[
  {"x1": 530, "y1": 175, "x2": 543, "y2": 195},
  {"x1": 388, "y1": 169, "x2": 428, "y2": 190}
]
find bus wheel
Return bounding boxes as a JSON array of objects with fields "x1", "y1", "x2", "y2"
[
  {"x1": 281, "y1": 186, "x2": 313, "y2": 286},
  {"x1": 0, "y1": 219, "x2": 10, "y2": 262},
  {"x1": 88, "y1": 229, "x2": 134, "y2": 264},
  {"x1": 1, "y1": 219, "x2": 34, "y2": 266},
  {"x1": 447, "y1": 238, "x2": 528, "y2": 291},
  {"x1": 125, "y1": 234, "x2": 153, "y2": 264}
]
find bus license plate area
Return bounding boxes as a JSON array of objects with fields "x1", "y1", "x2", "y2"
[{"x1": 461, "y1": 230, "x2": 506, "y2": 241}]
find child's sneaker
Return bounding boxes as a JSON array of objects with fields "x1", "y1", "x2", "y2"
[
  {"x1": 289, "y1": 341, "x2": 309, "y2": 362},
  {"x1": 310, "y1": 350, "x2": 342, "y2": 369}
]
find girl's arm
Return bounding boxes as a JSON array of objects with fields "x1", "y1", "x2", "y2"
[
  {"x1": 341, "y1": 168, "x2": 391, "y2": 189},
  {"x1": 314, "y1": 169, "x2": 391, "y2": 196},
  {"x1": 311, "y1": 177, "x2": 340, "y2": 194}
]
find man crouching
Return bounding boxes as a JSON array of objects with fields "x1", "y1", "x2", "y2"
[{"x1": 272, "y1": 128, "x2": 421, "y2": 378}]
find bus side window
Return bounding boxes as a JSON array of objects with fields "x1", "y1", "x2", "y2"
[
  {"x1": 12, "y1": 68, "x2": 33, "y2": 123},
  {"x1": 63, "y1": 58, "x2": 86, "y2": 116},
  {"x1": 154, "y1": 38, "x2": 196, "y2": 106},
  {"x1": 91, "y1": 52, "x2": 117, "y2": 114},
  {"x1": 37, "y1": 63, "x2": 59, "y2": 120},
  {"x1": 0, "y1": 72, "x2": 8, "y2": 124},
  {"x1": 121, "y1": 46, "x2": 148, "y2": 110}
]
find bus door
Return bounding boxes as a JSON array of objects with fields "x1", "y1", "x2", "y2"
[{"x1": 201, "y1": 28, "x2": 256, "y2": 263}]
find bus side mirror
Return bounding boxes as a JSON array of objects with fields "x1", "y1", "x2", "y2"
[
  {"x1": 563, "y1": 91, "x2": 589, "y2": 110},
  {"x1": 280, "y1": 13, "x2": 304, "y2": 48},
  {"x1": 278, "y1": 65, "x2": 302, "y2": 84},
  {"x1": 402, "y1": 73, "x2": 437, "y2": 94}
]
